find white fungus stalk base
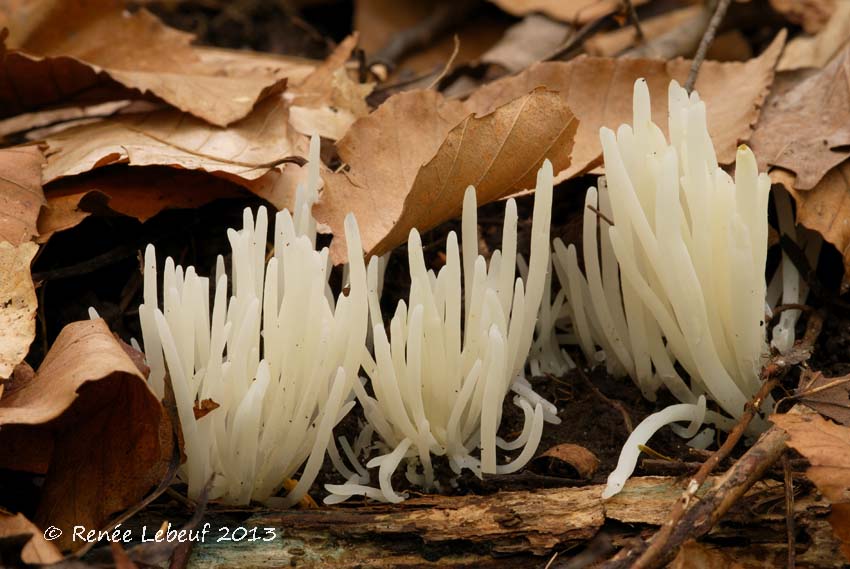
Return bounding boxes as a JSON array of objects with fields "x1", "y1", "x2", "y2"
[
  {"x1": 139, "y1": 136, "x2": 369, "y2": 506},
  {"x1": 326, "y1": 161, "x2": 561, "y2": 504}
]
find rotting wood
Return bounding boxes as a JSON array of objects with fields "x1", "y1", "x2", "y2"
[{"x1": 163, "y1": 475, "x2": 843, "y2": 569}]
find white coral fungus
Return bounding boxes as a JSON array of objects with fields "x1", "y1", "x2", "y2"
[
  {"x1": 327, "y1": 161, "x2": 561, "y2": 504},
  {"x1": 554, "y1": 79, "x2": 773, "y2": 497},
  {"x1": 139, "y1": 137, "x2": 369, "y2": 506}
]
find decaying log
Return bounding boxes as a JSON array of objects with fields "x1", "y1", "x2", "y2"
[{"x1": 162, "y1": 476, "x2": 844, "y2": 568}]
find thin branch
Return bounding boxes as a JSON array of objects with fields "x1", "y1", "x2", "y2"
[
  {"x1": 783, "y1": 452, "x2": 796, "y2": 569},
  {"x1": 685, "y1": 0, "x2": 733, "y2": 92}
]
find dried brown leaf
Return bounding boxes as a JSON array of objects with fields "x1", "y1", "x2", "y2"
[
  {"x1": 771, "y1": 162, "x2": 850, "y2": 280},
  {"x1": 769, "y1": 0, "x2": 836, "y2": 34},
  {"x1": 289, "y1": 35, "x2": 374, "y2": 141},
  {"x1": 778, "y1": 0, "x2": 850, "y2": 70},
  {"x1": 40, "y1": 166, "x2": 245, "y2": 236},
  {"x1": 0, "y1": 319, "x2": 174, "y2": 552},
  {"x1": 0, "y1": 513, "x2": 62, "y2": 564},
  {"x1": 797, "y1": 369, "x2": 850, "y2": 426},
  {"x1": 315, "y1": 88, "x2": 575, "y2": 261},
  {"x1": 772, "y1": 411, "x2": 850, "y2": 560},
  {"x1": 750, "y1": 42, "x2": 850, "y2": 190},
  {"x1": 42, "y1": 96, "x2": 306, "y2": 197},
  {"x1": 488, "y1": 0, "x2": 648, "y2": 24},
  {"x1": 537, "y1": 443, "x2": 600, "y2": 478},
  {"x1": 468, "y1": 32, "x2": 785, "y2": 183},
  {"x1": 0, "y1": 241, "x2": 37, "y2": 380},
  {"x1": 0, "y1": 145, "x2": 45, "y2": 246},
  {"x1": 0, "y1": 0, "x2": 291, "y2": 126}
]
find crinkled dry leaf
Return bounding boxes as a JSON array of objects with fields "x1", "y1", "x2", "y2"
[
  {"x1": 467, "y1": 32, "x2": 785, "y2": 183},
  {"x1": 771, "y1": 163, "x2": 850, "y2": 280},
  {"x1": 0, "y1": 319, "x2": 173, "y2": 552},
  {"x1": 0, "y1": 513, "x2": 62, "y2": 564},
  {"x1": 750, "y1": 41, "x2": 850, "y2": 190},
  {"x1": 289, "y1": 35, "x2": 374, "y2": 141},
  {"x1": 769, "y1": 0, "x2": 836, "y2": 34},
  {"x1": 315, "y1": 88, "x2": 575, "y2": 261},
  {"x1": 0, "y1": 145, "x2": 45, "y2": 245},
  {"x1": 670, "y1": 540, "x2": 787, "y2": 568},
  {"x1": 772, "y1": 411, "x2": 850, "y2": 560},
  {"x1": 0, "y1": 241, "x2": 37, "y2": 379},
  {"x1": 0, "y1": 0, "x2": 289, "y2": 126},
  {"x1": 42, "y1": 96, "x2": 307, "y2": 194},
  {"x1": 779, "y1": 0, "x2": 850, "y2": 70},
  {"x1": 536, "y1": 443, "x2": 600, "y2": 478},
  {"x1": 488, "y1": 0, "x2": 647, "y2": 24}
]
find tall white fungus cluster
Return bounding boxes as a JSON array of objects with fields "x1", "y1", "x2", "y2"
[
  {"x1": 326, "y1": 162, "x2": 560, "y2": 504},
  {"x1": 554, "y1": 79, "x2": 773, "y2": 497},
  {"x1": 138, "y1": 138, "x2": 368, "y2": 506}
]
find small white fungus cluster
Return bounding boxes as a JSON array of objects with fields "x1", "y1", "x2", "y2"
[
  {"x1": 139, "y1": 138, "x2": 368, "y2": 506},
  {"x1": 555, "y1": 79, "x2": 774, "y2": 497},
  {"x1": 326, "y1": 162, "x2": 561, "y2": 504}
]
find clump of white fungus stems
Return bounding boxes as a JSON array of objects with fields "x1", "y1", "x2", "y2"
[
  {"x1": 326, "y1": 162, "x2": 561, "y2": 504},
  {"x1": 555, "y1": 79, "x2": 773, "y2": 497},
  {"x1": 138, "y1": 137, "x2": 369, "y2": 506}
]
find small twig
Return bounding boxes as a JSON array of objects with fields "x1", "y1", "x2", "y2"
[
  {"x1": 426, "y1": 35, "x2": 461, "y2": 90},
  {"x1": 783, "y1": 452, "x2": 796, "y2": 569},
  {"x1": 370, "y1": 0, "x2": 480, "y2": 70},
  {"x1": 685, "y1": 0, "x2": 733, "y2": 92},
  {"x1": 546, "y1": 15, "x2": 610, "y2": 61},
  {"x1": 572, "y1": 367, "x2": 634, "y2": 432},
  {"x1": 587, "y1": 204, "x2": 614, "y2": 226},
  {"x1": 604, "y1": 375, "x2": 779, "y2": 569},
  {"x1": 622, "y1": 0, "x2": 645, "y2": 42}
]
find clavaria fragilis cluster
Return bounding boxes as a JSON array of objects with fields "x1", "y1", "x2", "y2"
[
  {"x1": 554, "y1": 79, "x2": 773, "y2": 498},
  {"x1": 138, "y1": 137, "x2": 369, "y2": 506},
  {"x1": 326, "y1": 161, "x2": 561, "y2": 504}
]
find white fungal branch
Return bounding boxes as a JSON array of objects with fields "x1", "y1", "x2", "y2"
[
  {"x1": 139, "y1": 137, "x2": 369, "y2": 506},
  {"x1": 328, "y1": 161, "x2": 561, "y2": 504}
]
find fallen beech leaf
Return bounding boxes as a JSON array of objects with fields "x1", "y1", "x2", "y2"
[
  {"x1": 778, "y1": 0, "x2": 850, "y2": 70},
  {"x1": 797, "y1": 369, "x2": 850, "y2": 426},
  {"x1": 769, "y1": 0, "x2": 835, "y2": 34},
  {"x1": 772, "y1": 411, "x2": 850, "y2": 560},
  {"x1": 750, "y1": 42, "x2": 850, "y2": 190},
  {"x1": 42, "y1": 96, "x2": 307, "y2": 195},
  {"x1": 0, "y1": 145, "x2": 45, "y2": 245},
  {"x1": 488, "y1": 0, "x2": 648, "y2": 24},
  {"x1": 0, "y1": 513, "x2": 62, "y2": 564},
  {"x1": 314, "y1": 88, "x2": 467, "y2": 261},
  {"x1": 771, "y1": 163, "x2": 850, "y2": 280},
  {"x1": 315, "y1": 88, "x2": 575, "y2": 261},
  {"x1": 467, "y1": 32, "x2": 785, "y2": 183},
  {"x1": 536, "y1": 443, "x2": 600, "y2": 478},
  {"x1": 0, "y1": 0, "x2": 288, "y2": 127},
  {"x1": 39, "y1": 166, "x2": 245, "y2": 237},
  {"x1": 0, "y1": 319, "x2": 174, "y2": 552},
  {"x1": 0, "y1": 241, "x2": 37, "y2": 380}
]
